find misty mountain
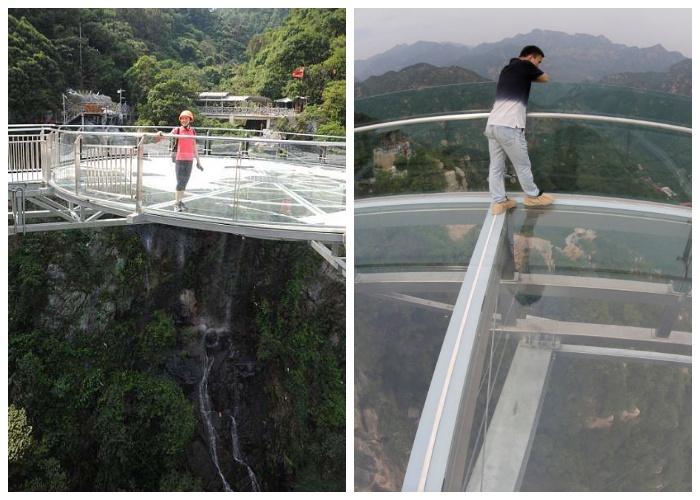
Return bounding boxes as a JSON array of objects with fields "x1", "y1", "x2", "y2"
[
  {"x1": 354, "y1": 63, "x2": 489, "y2": 98},
  {"x1": 355, "y1": 40, "x2": 472, "y2": 81},
  {"x1": 355, "y1": 29, "x2": 689, "y2": 84},
  {"x1": 599, "y1": 59, "x2": 691, "y2": 97}
]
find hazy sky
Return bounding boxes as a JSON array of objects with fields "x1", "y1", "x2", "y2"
[{"x1": 354, "y1": 8, "x2": 692, "y2": 61}]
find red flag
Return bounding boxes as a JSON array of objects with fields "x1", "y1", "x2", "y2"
[{"x1": 291, "y1": 66, "x2": 304, "y2": 79}]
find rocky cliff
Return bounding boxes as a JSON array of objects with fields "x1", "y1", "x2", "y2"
[{"x1": 8, "y1": 225, "x2": 345, "y2": 491}]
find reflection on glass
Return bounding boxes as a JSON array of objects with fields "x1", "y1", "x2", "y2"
[
  {"x1": 522, "y1": 359, "x2": 691, "y2": 491},
  {"x1": 355, "y1": 83, "x2": 691, "y2": 207}
]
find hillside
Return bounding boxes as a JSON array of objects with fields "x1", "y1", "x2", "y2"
[
  {"x1": 8, "y1": 8, "x2": 346, "y2": 134},
  {"x1": 354, "y1": 63, "x2": 489, "y2": 98},
  {"x1": 599, "y1": 59, "x2": 691, "y2": 97},
  {"x1": 355, "y1": 30, "x2": 689, "y2": 84}
]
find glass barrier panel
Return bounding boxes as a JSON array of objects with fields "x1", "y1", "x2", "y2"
[
  {"x1": 356, "y1": 82, "x2": 691, "y2": 127},
  {"x1": 356, "y1": 118, "x2": 690, "y2": 206}
]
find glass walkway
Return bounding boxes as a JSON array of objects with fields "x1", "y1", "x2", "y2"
[
  {"x1": 354, "y1": 82, "x2": 691, "y2": 492},
  {"x1": 8, "y1": 126, "x2": 346, "y2": 272}
]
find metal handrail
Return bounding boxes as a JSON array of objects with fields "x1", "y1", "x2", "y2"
[
  {"x1": 9, "y1": 127, "x2": 346, "y2": 184},
  {"x1": 354, "y1": 111, "x2": 692, "y2": 134}
]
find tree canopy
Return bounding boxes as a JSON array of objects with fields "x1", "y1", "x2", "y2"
[{"x1": 8, "y1": 8, "x2": 345, "y2": 133}]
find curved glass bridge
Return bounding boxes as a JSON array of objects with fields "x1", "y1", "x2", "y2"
[
  {"x1": 354, "y1": 83, "x2": 691, "y2": 492},
  {"x1": 8, "y1": 125, "x2": 346, "y2": 274}
]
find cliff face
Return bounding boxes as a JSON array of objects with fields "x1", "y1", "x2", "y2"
[{"x1": 8, "y1": 224, "x2": 345, "y2": 492}]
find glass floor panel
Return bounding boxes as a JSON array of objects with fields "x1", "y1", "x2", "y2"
[
  {"x1": 50, "y1": 156, "x2": 346, "y2": 232},
  {"x1": 354, "y1": 194, "x2": 691, "y2": 492}
]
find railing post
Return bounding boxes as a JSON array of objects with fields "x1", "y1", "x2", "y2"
[
  {"x1": 74, "y1": 135, "x2": 82, "y2": 196},
  {"x1": 40, "y1": 129, "x2": 51, "y2": 184},
  {"x1": 134, "y1": 135, "x2": 145, "y2": 214},
  {"x1": 9, "y1": 186, "x2": 26, "y2": 233}
]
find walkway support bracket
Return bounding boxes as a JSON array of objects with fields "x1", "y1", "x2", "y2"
[{"x1": 402, "y1": 210, "x2": 507, "y2": 491}]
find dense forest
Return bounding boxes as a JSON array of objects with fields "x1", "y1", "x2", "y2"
[{"x1": 8, "y1": 8, "x2": 346, "y2": 135}]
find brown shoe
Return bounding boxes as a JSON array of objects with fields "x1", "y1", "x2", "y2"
[
  {"x1": 492, "y1": 198, "x2": 517, "y2": 215},
  {"x1": 524, "y1": 192, "x2": 555, "y2": 207}
]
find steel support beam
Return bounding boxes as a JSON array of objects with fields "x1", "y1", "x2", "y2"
[
  {"x1": 402, "y1": 210, "x2": 506, "y2": 491},
  {"x1": 466, "y1": 342, "x2": 553, "y2": 492}
]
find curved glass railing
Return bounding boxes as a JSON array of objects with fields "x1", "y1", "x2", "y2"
[
  {"x1": 356, "y1": 82, "x2": 691, "y2": 126},
  {"x1": 354, "y1": 83, "x2": 691, "y2": 492},
  {"x1": 355, "y1": 83, "x2": 691, "y2": 206},
  {"x1": 39, "y1": 127, "x2": 346, "y2": 241}
]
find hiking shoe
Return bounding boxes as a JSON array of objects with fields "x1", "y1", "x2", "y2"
[
  {"x1": 492, "y1": 198, "x2": 517, "y2": 215},
  {"x1": 524, "y1": 192, "x2": 555, "y2": 207},
  {"x1": 174, "y1": 202, "x2": 186, "y2": 212}
]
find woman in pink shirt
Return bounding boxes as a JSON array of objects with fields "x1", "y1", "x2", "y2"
[{"x1": 157, "y1": 110, "x2": 203, "y2": 212}]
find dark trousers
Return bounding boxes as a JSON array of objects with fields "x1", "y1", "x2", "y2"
[{"x1": 175, "y1": 160, "x2": 193, "y2": 191}]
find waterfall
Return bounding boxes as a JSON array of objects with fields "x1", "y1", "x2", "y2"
[
  {"x1": 198, "y1": 346, "x2": 233, "y2": 492},
  {"x1": 229, "y1": 415, "x2": 260, "y2": 492},
  {"x1": 176, "y1": 232, "x2": 187, "y2": 269},
  {"x1": 198, "y1": 332, "x2": 260, "y2": 492},
  {"x1": 143, "y1": 229, "x2": 153, "y2": 254}
]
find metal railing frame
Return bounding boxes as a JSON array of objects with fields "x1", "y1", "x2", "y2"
[
  {"x1": 8, "y1": 125, "x2": 347, "y2": 246},
  {"x1": 354, "y1": 111, "x2": 693, "y2": 135}
]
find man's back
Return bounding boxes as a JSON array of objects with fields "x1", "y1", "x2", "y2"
[{"x1": 487, "y1": 57, "x2": 545, "y2": 129}]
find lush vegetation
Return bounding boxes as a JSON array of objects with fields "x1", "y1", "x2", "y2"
[
  {"x1": 9, "y1": 8, "x2": 346, "y2": 134},
  {"x1": 254, "y1": 248, "x2": 346, "y2": 491},
  {"x1": 8, "y1": 226, "x2": 345, "y2": 491},
  {"x1": 8, "y1": 230, "x2": 197, "y2": 491}
]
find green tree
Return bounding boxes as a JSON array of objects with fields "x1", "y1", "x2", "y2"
[
  {"x1": 140, "y1": 79, "x2": 200, "y2": 126},
  {"x1": 139, "y1": 310, "x2": 177, "y2": 365},
  {"x1": 123, "y1": 55, "x2": 161, "y2": 112},
  {"x1": 319, "y1": 80, "x2": 346, "y2": 128},
  {"x1": 239, "y1": 9, "x2": 345, "y2": 104},
  {"x1": 20, "y1": 458, "x2": 70, "y2": 492},
  {"x1": 212, "y1": 9, "x2": 289, "y2": 65},
  {"x1": 94, "y1": 371, "x2": 195, "y2": 490},
  {"x1": 8, "y1": 15, "x2": 64, "y2": 122},
  {"x1": 8, "y1": 404, "x2": 33, "y2": 463}
]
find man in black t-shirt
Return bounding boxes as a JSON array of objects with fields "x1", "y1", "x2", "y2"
[{"x1": 485, "y1": 45, "x2": 555, "y2": 215}]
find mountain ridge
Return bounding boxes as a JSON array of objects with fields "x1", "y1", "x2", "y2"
[
  {"x1": 355, "y1": 30, "x2": 689, "y2": 84},
  {"x1": 354, "y1": 62, "x2": 489, "y2": 98}
]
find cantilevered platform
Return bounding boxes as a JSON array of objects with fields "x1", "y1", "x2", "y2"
[{"x1": 9, "y1": 126, "x2": 347, "y2": 274}]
